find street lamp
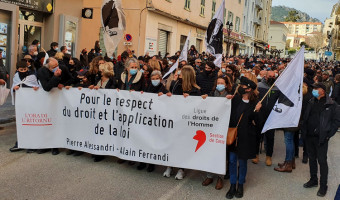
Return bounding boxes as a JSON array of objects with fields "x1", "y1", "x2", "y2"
[{"x1": 226, "y1": 21, "x2": 233, "y2": 57}]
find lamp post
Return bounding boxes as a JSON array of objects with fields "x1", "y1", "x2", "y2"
[{"x1": 226, "y1": 21, "x2": 233, "y2": 57}]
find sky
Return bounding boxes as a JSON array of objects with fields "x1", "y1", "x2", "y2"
[{"x1": 272, "y1": 0, "x2": 338, "y2": 22}]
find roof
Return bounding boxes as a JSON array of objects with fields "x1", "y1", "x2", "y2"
[
  {"x1": 270, "y1": 21, "x2": 283, "y2": 25},
  {"x1": 281, "y1": 22, "x2": 323, "y2": 25}
]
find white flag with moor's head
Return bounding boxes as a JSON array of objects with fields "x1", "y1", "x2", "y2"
[
  {"x1": 261, "y1": 47, "x2": 305, "y2": 133},
  {"x1": 205, "y1": 0, "x2": 225, "y2": 68},
  {"x1": 101, "y1": 0, "x2": 126, "y2": 57}
]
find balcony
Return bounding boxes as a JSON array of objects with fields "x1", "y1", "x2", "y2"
[
  {"x1": 255, "y1": 0, "x2": 263, "y2": 10},
  {"x1": 254, "y1": 17, "x2": 262, "y2": 26}
]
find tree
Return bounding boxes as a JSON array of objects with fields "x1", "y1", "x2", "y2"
[
  {"x1": 288, "y1": 49, "x2": 296, "y2": 55},
  {"x1": 284, "y1": 11, "x2": 301, "y2": 22},
  {"x1": 307, "y1": 32, "x2": 325, "y2": 53},
  {"x1": 300, "y1": 42, "x2": 309, "y2": 48}
]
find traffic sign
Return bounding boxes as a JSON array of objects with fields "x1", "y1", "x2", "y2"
[
  {"x1": 325, "y1": 51, "x2": 333, "y2": 56},
  {"x1": 125, "y1": 34, "x2": 132, "y2": 42}
]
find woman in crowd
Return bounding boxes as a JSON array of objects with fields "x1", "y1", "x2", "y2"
[
  {"x1": 118, "y1": 58, "x2": 145, "y2": 91},
  {"x1": 225, "y1": 77, "x2": 262, "y2": 199},
  {"x1": 90, "y1": 62, "x2": 117, "y2": 89},
  {"x1": 141, "y1": 64, "x2": 153, "y2": 88},
  {"x1": 163, "y1": 65, "x2": 201, "y2": 180},
  {"x1": 200, "y1": 75, "x2": 234, "y2": 190},
  {"x1": 84, "y1": 56, "x2": 105, "y2": 86},
  {"x1": 148, "y1": 59, "x2": 161, "y2": 71},
  {"x1": 136, "y1": 70, "x2": 168, "y2": 172}
]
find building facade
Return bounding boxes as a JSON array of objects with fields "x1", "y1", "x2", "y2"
[
  {"x1": 268, "y1": 21, "x2": 288, "y2": 57},
  {"x1": 0, "y1": 0, "x2": 103, "y2": 81},
  {"x1": 282, "y1": 22, "x2": 323, "y2": 36}
]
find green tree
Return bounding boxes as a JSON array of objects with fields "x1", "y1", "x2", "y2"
[
  {"x1": 300, "y1": 42, "x2": 309, "y2": 48},
  {"x1": 285, "y1": 11, "x2": 301, "y2": 22}
]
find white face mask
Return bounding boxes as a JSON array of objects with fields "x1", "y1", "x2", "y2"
[{"x1": 33, "y1": 51, "x2": 38, "y2": 56}]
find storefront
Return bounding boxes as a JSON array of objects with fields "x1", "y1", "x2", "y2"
[{"x1": 0, "y1": 0, "x2": 103, "y2": 83}]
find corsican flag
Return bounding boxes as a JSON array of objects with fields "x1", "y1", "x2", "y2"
[
  {"x1": 205, "y1": 0, "x2": 225, "y2": 68},
  {"x1": 163, "y1": 31, "x2": 191, "y2": 79},
  {"x1": 101, "y1": 0, "x2": 126, "y2": 57},
  {"x1": 261, "y1": 47, "x2": 305, "y2": 133}
]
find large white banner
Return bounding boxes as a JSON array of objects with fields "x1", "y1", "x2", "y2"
[{"x1": 16, "y1": 88, "x2": 231, "y2": 174}]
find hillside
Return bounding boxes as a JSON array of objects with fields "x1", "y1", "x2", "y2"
[{"x1": 271, "y1": 6, "x2": 321, "y2": 23}]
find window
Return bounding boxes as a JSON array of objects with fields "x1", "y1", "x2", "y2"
[
  {"x1": 212, "y1": 0, "x2": 216, "y2": 19},
  {"x1": 184, "y1": 0, "x2": 191, "y2": 10},
  {"x1": 196, "y1": 39, "x2": 202, "y2": 53},
  {"x1": 200, "y1": 0, "x2": 205, "y2": 16},
  {"x1": 180, "y1": 35, "x2": 187, "y2": 50},
  {"x1": 239, "y1": 0, "x2": 241, "y2": 4},
  {"x1": 227, "y1": 11, "x2": 234, "y2": 29},
  {"x1": 235, "y1": 16, "x2": 240, "y2": 32}
]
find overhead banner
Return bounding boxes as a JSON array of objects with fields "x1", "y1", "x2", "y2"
[{"x1": 15, "y1": 88, "x2": 231, "y2": 174}]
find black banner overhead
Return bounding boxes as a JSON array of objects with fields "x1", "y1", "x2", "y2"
[{"x1": 0, "y1": 0, "x2": 53, "y2": 13}]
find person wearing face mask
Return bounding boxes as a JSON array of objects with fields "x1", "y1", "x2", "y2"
[
  {"x1": 301, "y1": 83, "x2": 340, "y2": 197},
  {"x1": 196, "y1": 61, "x2": 217, "y2": 96},
  {"x1": 47, "y1": 42, "x2": 59, "y2": 57},
  {"x1": 118, "y1": 58, "x2": 145, "y2": 91},
  {"x1": 23, "y1": 56, "x2": 36, "y2": 73},
  {"x1": 136, "y1": 70, "x2": 168, "y2": 172},
  {"x1": 225, "y1": 77, "x2": 262, "y2": 199},
  {"x1": 201, "y1": 76, "x2": 233, "y2": 190},
  {"x1": 32, "y1": 40, "x2": 40, "y2": 51},
  {"x1": 193, "y1": 58, "x2": 203, "y2": 75},
  {"x1": 28, "y1": 45, "x2": 38, "y2": 61},
  {"x1": 254, "y1": 71, "x2": 281, "y2": 166},
  {"x1": 9, "y1": 60, "x2": 40, "y2": 153},
  {"x1": 37, "y1": 57, "x2": 71, "y2": 155}
]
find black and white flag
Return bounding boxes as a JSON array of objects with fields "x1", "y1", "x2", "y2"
[
  {"x1": 205, "y1": 0, "x2": 224, "y2": 67},
  {"x1": 101, "y1": 0, "x2": 126, "y2": 56},
  {"x1": 262, "y1": 47, "x2": 305, "y2": 133}
]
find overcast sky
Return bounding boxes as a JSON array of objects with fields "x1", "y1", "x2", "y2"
[{"x1": 272, "y1": 0, "x2": 338, "y2": 22}]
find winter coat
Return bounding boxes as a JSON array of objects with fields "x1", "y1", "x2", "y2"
[
  {"x1": 145, "y1": 82, "x2": 168, "y2": 94},
  {"x1": 37, "y1": 67, "x2": 61, "y2": 91},
  {"x1": 95, "y1": 76, "x2": 117, "y2": 89},
  {"x1": 196, "y1": 71, "x2": 217, "y2": 95},
  {"x1": 114, "y1": 61, "x2": 125, "y2": 81},
  {"x1": 228, "y1": 95, "x2": 260, "y2": 160},
  {"x1": 118, "y1": 71, "x2": 145, "y2": 91},
  {"x1": 302, "y1": 95, "x2": 340, "y2": 145},
  {"x1": 169, "y1": 80, "x2": 201, "y2": 96},
  {"x1": 331, "y1": 82, "x2": 340, "y2": 104}
]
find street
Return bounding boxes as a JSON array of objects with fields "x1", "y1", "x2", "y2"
[{"x1": 0, "y1": 122, "x2": 339, "y2": 200}]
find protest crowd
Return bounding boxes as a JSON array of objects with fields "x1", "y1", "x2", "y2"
[{"x1": 1, "y1": 39, "x2": 340, "y2": 199}]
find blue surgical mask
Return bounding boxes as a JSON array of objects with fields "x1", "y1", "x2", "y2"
[
  {"x1": 240, "y1": 73, "x2": 245, "y2": 77},
  {"x1": 140, "y1": 69, "x2": 144, "y2": 74},
  {"x1": 55, "y1": 47, "x2": 59, "y2": 51},
  {"x1": 177, "y1": 70, "x2": 181, "y2": 75},
  {"x1": 130, "y1": 69, "x2": 138, "y2": 75},
  {"x1": 52, "y1": 67, "x2": 59, "y2": 73},
  {"x1": 222, "y1": 68, "x2": 226, "y2": 73},
  {"x1": 216, "y1": 84, "x2": 226, "y2": 92},
  {"x1": 312, "y1": 89, "x2": 319, "y2": 98},
  {"x1": 151, "y1": 80, "x2": 160, "y2": 87}
]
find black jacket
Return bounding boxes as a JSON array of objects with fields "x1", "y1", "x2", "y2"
[
  {"x1": 228, "y1": 95, "x2": 260, "y2": 160},
  {"x1": 331, "y1": 82, "x2": 340, "y2": 105},
  {"x1": 37, "y1": 67, "x2": 61, "y2": 91},
  {"x1": 302, "y1": 95, "x2": 340, "y2": 144},
  {"x1": 169, "y1": 80, "x2": 201, "y2": 96},
  {"x1": 118, "y1": 71, "x2": 145, "y2": 91},
  {"x1": 114, "y1": 61, "x2": 125, "y2": 81},
  {"x1": 196, "y1": 71, "x2": 217, "y2": 95},
  {"x1": 47, "y1": 48, "x2": 57, "y2": 57},
  {"x1": 145, "y1": 82, "x2": 168, "y2": 94},
  {"x1": 95, "y1": 77, "x2": 117, "y2": 89}
]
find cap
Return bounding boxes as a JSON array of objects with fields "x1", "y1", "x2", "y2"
[
  {"x1": 322, "y1": 71, "x2": 329, "y2": 76},
  {"x1": 240, "y1": 76, "x2": 257, "y2": 90},
  {"x1": 312, "y1": 82, "x2": 326, "y2": 91}
]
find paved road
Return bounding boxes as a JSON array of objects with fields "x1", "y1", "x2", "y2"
[{"x1": 0, "y1": 122, "x2": 339, "y2": 200}]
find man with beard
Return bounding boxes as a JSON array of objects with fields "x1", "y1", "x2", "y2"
[
  {"x1": 253, "y1": 71, "x2": 281, "y2": 166},
  {"x1": 196, "y1": 61, "x2": 218, "y2": 95}
]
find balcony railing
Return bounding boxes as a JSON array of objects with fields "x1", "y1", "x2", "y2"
[
  {"x1": 255, "y1": 0, "x2": 263, "y2": 10},
  {"x1": 254, "y1": 17, "x2": 262, "y2": 26}
]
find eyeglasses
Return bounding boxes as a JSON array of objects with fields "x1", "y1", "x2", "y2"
[{"x1": 196, "y1": 62, "x2": 202, "y2": 63}]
